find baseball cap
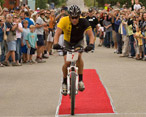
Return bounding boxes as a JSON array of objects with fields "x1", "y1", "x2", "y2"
[{"x1": 3, "y1": 8, "x2": 9, "y2": 12}]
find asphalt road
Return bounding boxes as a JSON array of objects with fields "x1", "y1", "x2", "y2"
[{"x1": 1, "y1": 38, "x2": 146, "y2": 117}]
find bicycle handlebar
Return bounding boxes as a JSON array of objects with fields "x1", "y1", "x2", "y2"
[{"x1": 57, "y1": 46, "x2": 85, "y2": 53}]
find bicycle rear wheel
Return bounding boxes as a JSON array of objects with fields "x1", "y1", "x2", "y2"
[{"x1": 71, "y1": 72, "x2": 76, "y2": 115}]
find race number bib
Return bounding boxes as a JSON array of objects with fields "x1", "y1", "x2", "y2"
[{"x1": 66, "y1": 52, "x2": 79, "y2": 62}]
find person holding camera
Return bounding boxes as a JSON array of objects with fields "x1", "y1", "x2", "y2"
[
  {"x1": 2, "y1": 14, "x2": 20, "y2": 66},
  {"x1": 35, "y1": 12, "x2": 47, "y2": 63},
  {"x1": 47, "y1": 10, "x2": 56, "y2": 56}
]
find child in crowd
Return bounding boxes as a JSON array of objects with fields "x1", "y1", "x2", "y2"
[
  {"x1": 134, "y1": 26, "x2": 143, "y2": 60},
  {"x1": 97, "y1": 24, "x2": 104, "y2": 47},
  {"x1": 21, "y1": 20, "x2": 30, "y2": 63},
  {"x1": 26, "y1": 25, "x2": 38, "y2": 64}
]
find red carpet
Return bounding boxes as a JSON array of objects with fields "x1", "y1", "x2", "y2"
[{"x1": 58, "y1": 69, "x2": 114, "y2": 115}]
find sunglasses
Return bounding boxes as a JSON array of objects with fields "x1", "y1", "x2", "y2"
[
  {"x1": 71, "y1": 16, "x2": 79, "y2": 19},
  {"x1": 14, "y1": 17, "x2": 18, "y2": 18}
]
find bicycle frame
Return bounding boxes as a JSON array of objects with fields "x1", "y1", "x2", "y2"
[
  {"x1": 67, "y1": 61, "x2": 79, "y2": 95},
  {"x1": 59, "y1": 47, "x2": 84, "y2": 115},
  {"x1": 66, "y1": 48, "x2": 79, "y2": 95}
]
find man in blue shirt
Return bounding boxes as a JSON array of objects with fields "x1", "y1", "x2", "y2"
[{"x1": 22, "y1": 12, "x2": 34, "y2": 28}]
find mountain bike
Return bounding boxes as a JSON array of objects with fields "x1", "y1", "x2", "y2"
[{"x1": 61, "y1": 47, "x2": 84, "y2": 115}]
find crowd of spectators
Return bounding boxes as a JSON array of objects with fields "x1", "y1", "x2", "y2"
[
  {"x1": 0, "y1": 0, "x2": 146, "y2": 67},
  {"x1": 87, "y1": 0, "x2": 146, "y2": 60},
  {"x1": 0, "y1": 4, "x2": 59, "y2": 66}
]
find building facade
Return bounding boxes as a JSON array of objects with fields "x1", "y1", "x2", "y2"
[{"x1": 3, "y1": 0, "x2": 20, "y2": 10}]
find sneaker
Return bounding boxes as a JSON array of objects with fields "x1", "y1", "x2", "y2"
[
  {"x1": 42, "y1": 54, "x2": 49, "y2": 59},
  {"x1": 17, "y1": 62, "x2": 22, "y2": 66},
  {"x1": 40, "y1": 58, "x2": 46, "y2": 63},
  {"x1": 128, "y1": 55, "x2": 133, "y2": 58},
  {"x1": 117, "y1": 52, "x2": 122, "y2": 54},
  {"x1": 120, "y1": 55, "x2": 128, "y2": 57},
  {"x1": 12, "y1": 62, "x2": 21, "y2": 66},
  {"x1": 78, "y1": 81, "x2": 85, "y2": 91},
  {"x1": 98, "y1": 44, "x2": 102, "y2": 47},
  {"x1": 36, "y1": 58, "x2": 46, "y2": 63},
  {"x1": 143, "y1": 57, "x2": 146, "y2": 61},
  {"x1": 2, "y1": 61, "x2": 10, "y2": 66},
  {"x1": 22, "y1": 61, "x2": 27, "y2": 64},
  {"x1": 0, "y1": 63, "x2": 4, "y2": 67},
  {"x1": 30, "y1": 60, "x2": 36, "y2": 64},
  {"x1": 114, "y1": 50, "x2": 118, "y2": 54},
  {"x1": 91, "y1": 50, "x2": 94, "y2": 53},
  {"x1": 61, "y1": 83, "x2": 67, "y2": 96},
  {"x1": 49, "y1": 50, "x2": 53, "y2": 55}
]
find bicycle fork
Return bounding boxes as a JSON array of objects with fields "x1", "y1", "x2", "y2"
[{"x1": 67, "y1": 65, "x2": 79, "y2": 95}]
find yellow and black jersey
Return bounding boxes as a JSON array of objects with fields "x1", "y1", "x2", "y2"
[{"x1": 57, "y1": 16, "x2": 91, "y2": 43}]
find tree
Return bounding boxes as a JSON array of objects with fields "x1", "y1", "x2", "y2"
[
  {"x1": 36, "y1": 0, "x2": 48, "y2": 9},
  {"x1": 48, "y1": 0, "x2": 59, "y2": 5},
  {"x1": 97, "y1": 0, "x2": 105, "y2": 7},
  {"x1": 0, "y1": 0, "x2": 4, "y2": 6},
  {"x1": 48, "y1": 0, "x2": 67, "y2": 7}
]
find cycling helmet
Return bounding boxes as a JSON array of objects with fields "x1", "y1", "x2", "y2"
[{"x1": 69, "y1": 5, "x2": 81, "y2": 17}]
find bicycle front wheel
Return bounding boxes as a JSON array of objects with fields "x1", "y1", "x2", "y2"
[{"x1": 71, "y1": 72, "x2": 76, "y2": 115}]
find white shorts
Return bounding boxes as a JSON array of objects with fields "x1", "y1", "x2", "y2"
[
  {"x1": 47, "y1": 31, "x2": 54, "y2": 42},
  {"x1": 58, "y1": 34, "x2": 64, "y2": 46}
]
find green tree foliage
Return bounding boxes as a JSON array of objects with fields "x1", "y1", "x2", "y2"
[
  {"x1": 48, "y1": 0, "x2": 67, "y2": 7},
  {"x1": 84, "y1": 0, "x2": 98, "y2": 7},
  {"x1": 36, "y1": 0, "x2": 48, "y2": 9},
  {"x1": 48, "y1": 0, "x2": 59, "y2": 5},
  {"x1": 0, "y1": 0, "x2": 4, "y2": 6},
  {"x1": 36, "y1": 0, "x2": 67, "y2": 9}
]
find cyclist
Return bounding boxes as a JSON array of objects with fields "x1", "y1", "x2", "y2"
[{"x1": 53, "y1": 5, "x2": 95, "y2": 95}]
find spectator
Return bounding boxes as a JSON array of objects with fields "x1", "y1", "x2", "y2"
[
  {"x1": 23, "y1": 12, "x2": 34, "y2": 28},
  {"x1": 2, "y1": 8, "x2": 9, "y2": 19},
  {"x1": 2, "y1": 14, "x2": 19, "y2": 66},
  {"x1": 21, "y1": 20, "x2": 30, "y2": 63},
  {"x1": 14, "y1": 15, "x2": 23, "y2": 65},
  {"x1": 115, "y1": 13, "x2": 122, "y2": 54},
  {"x1": 141, "y1": 12, "x2": 146, "y2": 60},
  {"x1": 86, "y1": 8, "x2": 98, "y2": 51},
  {"x1": 119, "y1": 14, "x2": 129, "y2": 57},
  {"x1": 127, "y1": 14, "x2": 136, "y2": 58},
  {"x1": 134, "y1": 0, "x2": 141, "y2": 11},
  {"x1": 47, "y1": 10, "x2": 56, "y2": 56},
  {"x1": 134, "y1": 26, "x2": 143, "y2": 59},
  {"x1": 26, "y1": 25, "x2": 38, "y2": 64},
  {"x1": 103, "y1": 13, "x2": 113, "y2": 48},
  {"x1": 96, "y1": 24, "x2": 104, "y2": 46},
  {"x1": 0, "y1": 16, "x2": 4, "y2": 67},
  {"x1": 35, "y1": 12, "x2": 47, "y2": 63}
]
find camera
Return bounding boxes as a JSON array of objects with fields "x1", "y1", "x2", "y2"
[{"x1": 12, "y1": 31, "x2": 16, "y2": 35}]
